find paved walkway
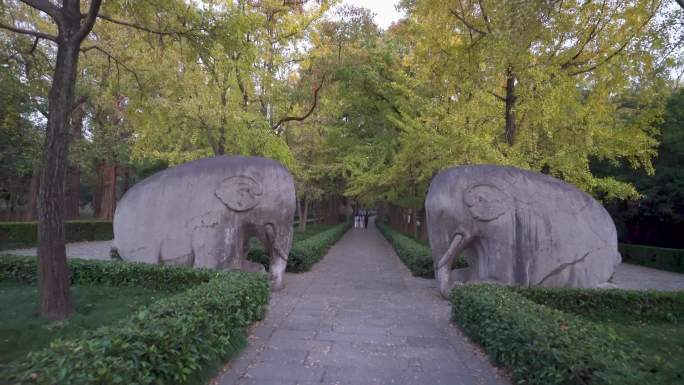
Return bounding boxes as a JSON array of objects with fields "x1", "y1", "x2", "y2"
[
  {"x1": 612, "y1": 263, "x2": 684, "y2": 291},
  {"x1": 4, "y1": 240, "x2": 112, "y2": 260},
  {"x1": 214, "y1": 220, "x2": 509, "y2": 385}
]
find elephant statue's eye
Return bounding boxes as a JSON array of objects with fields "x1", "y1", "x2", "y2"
[
  {"x1": 464, "y1": 184, "x2": 512, "y2": 222},
  {"x1": 215, "y1": 176, "x2": 264, "y2": 212}
]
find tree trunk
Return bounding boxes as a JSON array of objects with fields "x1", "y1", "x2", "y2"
[
  {"x1": 320, "y1": 194, "x2": 340, "y2": 224},
  {"x1": 38, "y1": 40, "x2": 81, "y2": 319},
  {"x1": 121, "y1": 167, "x2": 131, "y2": 195},
  {"x1": 25, "y1": 168, "x2": 40, "y2": 220},
  {"x1": 296, "y1": 196, "x2": 303, "y2": 230},
  {"x1": 92, "y1": 162, "x2": 103, "y2": 217},
  {"x1": 65, "y1": 100, "x2": 86, "y2": 219},
  {"x1": 419, "y1": 207, "x2": 428, "y2": 241},
  {"x1": 298, "y1": 195, "x2": 309, "y2": 231},
  {"x1": 504, "y1": 66, "x2": 517, "y2": 145},
  {"x1": 64, "y1": 167, "x2": 80, "y2": 219},
  {"x1": 217, "y1": 88, "x2": 227, "y2": 155},
  {"x1": 98, "y1": 163, "x2": 117, "y2": 220}
]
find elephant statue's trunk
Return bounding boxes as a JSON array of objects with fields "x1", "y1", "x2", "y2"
[{"x1": 437, "y1": 233, "x2": 465, "y2": 298}]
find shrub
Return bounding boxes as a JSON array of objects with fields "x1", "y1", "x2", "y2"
[
  {"x1": 7, "y1": 272, "x2": 269, "y2": 385},
  {"x1": 248, "y1": 221, "x2": 352, "y2": 272},
  {"x1": 0, "y1": 256, "x2": 269, "y2": 384},
  {"x1": 451, "y1": 284, "x2": 661, "y2": 385},
  {"x1": 0, "y1": 254, "x2": 222, "y2": 291},
  {"x1": 288, "y1": 221, "x2": 351, "y2": 272},
  {"x1": 376, "y1": 222, "x2": 434, "y2": 278},
  {"x1": 619, "y1": 243, "x2": 684, "y2": 273},
  {"x1": 0, "y1": 220, "x2": 113, "y2": 250},
  {"x1": 518, "y1": 287, "x2": 684, "y2": 323}
]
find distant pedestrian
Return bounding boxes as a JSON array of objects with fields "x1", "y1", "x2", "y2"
[
  {"x1": 363, "y1": 211, "x2": 369, "y2": 229},
  {"x1": 354, "y1": 212, "x2": 360, "y2": 228}
]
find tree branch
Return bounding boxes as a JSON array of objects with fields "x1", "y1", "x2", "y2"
[
  {"x1": 20, "y1": 0, "x2": 61, "y2": 22},
  {"x1": 77, "y1": 0, "x2": 102, "y2": 41},
  {"x1": 567, "y1": 39, "x2": 630, "y2": 76},
  {"x1": 272, "y1": 75, "x2": 326, "y2": 132},
  {"x1": 0, "y1": 22, "x2": 57, "y2": 41},
  {"x1": 80, "y1": 45, "x2": 143, "y2": 89},
  {"x1": 72, "y1": 96, "x2": 87, "y2": 113},
  {"x1": 567, "y1": 6, "x2": 654, "y2": 77},
  {"x1": 477, "y1": 0, "x2": 492, "y2": 33},
  {"x1": 489, "y1": 91, "x2": 506, "y2": 102},
  {"x1": 96, "y1": 14, "x2": 186, "y2": 37},
  {"x1": 450, "y1": 9, "x2": 486, "y2": 36},
  {"x1": 560, "y1": 0, "x2": 606, "y2": 69}
]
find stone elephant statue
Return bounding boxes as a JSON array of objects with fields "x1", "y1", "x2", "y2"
[
  {"x1": 425, "y1": 165, "x2": 620, "y2": 298},
  {"x1": 113, "y1": 156, "x2": 296, "y2": 290}
]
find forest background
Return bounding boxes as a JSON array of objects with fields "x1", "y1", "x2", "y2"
[{"x1": 2, "y1": 0, "x2": 684, "y2": 248}]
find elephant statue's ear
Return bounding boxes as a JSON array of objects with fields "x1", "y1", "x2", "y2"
[
  {"x1": 215, "y1": 176, "x2": 264, "y2": 212},
  {"x1": 464, "y1": 184, "x2": 512, "y2": 222}
]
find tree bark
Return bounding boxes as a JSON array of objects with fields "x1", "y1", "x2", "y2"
[
  {"x1": 419, "y1": 207, "x2": 428, "y2": 241},
  {"x1": 504, "y1": 66, "x2": 517, "y2": 145},
  {"x1": 38, "y1": 39, "x2": 81, "y2": 319},
  {"x1": 121, "y1": 167, "x2": 131, "y2": 195},
  {"x1": 217, "y1": 88, "x2": 227, "y2": 155},
  {"x1": 65, "y1": 101, "x2": 85, "y2": 219},
  {"x1": 36, "y1": 0, "x2": 102, "y2": 319},
  {"x1": 92, "y1": 162, "x2": 103, "y2": 217},
  {"x1": 25, "y1": 167, "x2": 40, "y2": 220},
  {"x1": 64, "y1": 167, "x2": 80, "y2": 219},
  {"x1": 97, "y1": 163, "x2": 117, "y2": 220},
  {"x1": 319, "y1": 194, "x2": 340, "y2": 224},
  {"x1": 412, "y1": 207, "x2": 419, "y2": 239},
  {"x1": 298, "y1": 195, "x2": 309, "y2": 231}
]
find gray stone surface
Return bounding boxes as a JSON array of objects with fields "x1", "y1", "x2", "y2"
[
  {"x1": 113, "y1": 156, "x2": 296, "y2": 290},
  {"x1": 426, "y1": 165, "x2": 621, "y2": 298},
  {"x1": 4, "y1": 240, "x2": 113, "y2": 260},
  {"x1": 6, "y1": 240, "x2": 682, "y2": 292},
  {"x1": 214, "y1": 218, "x2": 510, "y2": 385},
  {"x1": 613, "y1": 263, "x2": 684, "y2": 291}
]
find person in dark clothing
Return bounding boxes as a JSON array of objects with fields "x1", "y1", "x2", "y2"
[{"x1": 363, "y1": 211, "x2": 369, "y2": 229}]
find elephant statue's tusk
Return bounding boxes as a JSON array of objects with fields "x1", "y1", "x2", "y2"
[{"x1": 438, "y1": 233, "x2": 464, "y2": 269}]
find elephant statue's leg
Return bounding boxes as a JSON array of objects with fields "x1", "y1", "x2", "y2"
[
  {"x1": 436, "y1": 233, "x2": 465, "y2": 299},
  {"x1": 263, "y1": 223, "x2": 291, "y2": 291}
]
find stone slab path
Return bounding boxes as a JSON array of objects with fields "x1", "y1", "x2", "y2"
[
  {"x1": 214, "y1": 220, "x2": 509, "y2": 385},
  {"x1": 612, "y1": 263, "x2": 684, "y2": 291},
  {"x1": 4, "y1": 240, "x2": 112, "y2": 260}
]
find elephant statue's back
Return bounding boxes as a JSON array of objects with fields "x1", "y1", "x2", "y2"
[
  {"x1": 113, "y1": 156, "x2": 296, "y2": 270},
  {"x1": 426, "y1": 164, "x2": 620, "y2": 297}
]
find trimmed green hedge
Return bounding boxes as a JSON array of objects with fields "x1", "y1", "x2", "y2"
[
  {"x1": 619, "y1": 243, "x2": 684, "y2": 273},
  {"x1": 0, "y1": 256, "x2": 269, "y2": 385},
  {"x1": 248, "y1": 221, "x2": 352, "y2": 272},
  {"x1": 376, "y1": 222, "x2": 434, "y2": 278},
  {"x1": 451, "y1": 284, "x2": 673, "y2": 385},
  {"x1": 519, "y1": 287, "x2": 684, "y2": 323},
  {"x1": 288, "y1": 221, "x2": 352, "y2": 272},
  {"x1": 0, "y1": 220, "x2": 113, "y2": 250},
  {"x1": 0, "y1": 254, "x2": 225, "y2": 291}
]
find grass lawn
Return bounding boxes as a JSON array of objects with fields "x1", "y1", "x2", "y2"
[
  {"x1": 595, "y1": 315, "x2": 683, "y2": 381},
  {"x1": 529, "y1": 298, "x2": 684, "y2": 383},
  {"x1": 249, "y1": 223, "x2": 336, "y2": 249},
  {"x1": 0, "y1": 281, "x2": 170, "y2": 367},
  {"x1": 292, "y1": 223, "x2": 336, "y2": 242}
]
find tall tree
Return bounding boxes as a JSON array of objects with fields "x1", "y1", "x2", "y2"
[
  {"x1": 1, "y1": 0, "x2": 195, "y2": 318},
  {"x1": 1, "y1": 0, "x2": 102, "y2": 319}
]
